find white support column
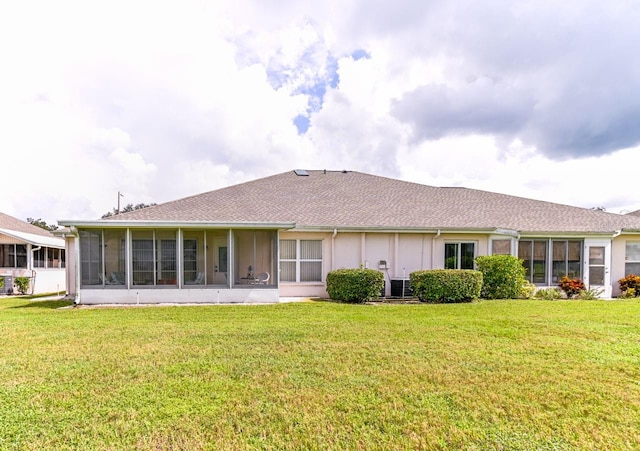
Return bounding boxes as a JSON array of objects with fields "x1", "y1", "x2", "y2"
[{"x1": 177, "y1": 229, "x2": 183, "y2": 289}]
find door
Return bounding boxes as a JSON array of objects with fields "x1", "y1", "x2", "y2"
[
  {"x1": 213, "y1": 238, "x2": 228, "y2": 285},
  {"x1": 583, "y1": 240, "x2": 611, "y2": 298}
]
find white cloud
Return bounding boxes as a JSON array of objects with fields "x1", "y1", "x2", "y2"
[{"x1": 1, "y1": 0, "x2": 639, "y2": 227}]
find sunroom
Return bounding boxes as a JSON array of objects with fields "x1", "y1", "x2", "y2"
[{"x1": 70, "y1": 223, "x2": 292, "y2": 304}]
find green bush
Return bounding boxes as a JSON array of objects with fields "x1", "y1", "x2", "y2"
[
  {"x1": 0, "y1": 276, "x2": 3, "y2": 290},
  {"x1": 475, "y1": 255, "x2": 527, "y2": 299},
  {"x1": 519, "y1": 281, "x2": 537, "y2": 299},
  {"x1": 410, "y1": 269, "x2": 482, "y2": 303},
  {"x1": 14, "y1": 277, "x2": 30, "y2": 295},
  {"x1": 326, "y1": 269, "x2": 384, "y2": 303},
  {"x1": 575, "y1": 288, "x2": 603, "y2": 300},
  {"x1": 534, "y1": 287, "x2": 564, "y2": 300}
]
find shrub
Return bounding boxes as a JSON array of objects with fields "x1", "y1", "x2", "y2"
[
  {"x1": 326, "y1": 269, "x2": 384, "y2": 303},
  {"x1": 519, "y1": 281, "x2": 537, "y2": 299},
  {"x1": 14, "y1": 277, "x2": 30, "y2": 295},
  {"x1": 534, "y1": 287, "x2": 564, "y2": 300},
  {"x1": 618, "y1": 274, "x2": 640, "y2": 297},
  {"x1": 576, "y1": 288, "x2": 603, "y2": 300},
  {"x1": 475, "y1": 255, "x2": 527, "y2": 299},
  {"x1": 558, "y1": 276, "x2": 585, "y2": 299},
  {"x1": 0, "y1": 276, "x2": 3, "y2": 290},
  {"x1": 621, "y1": 287, "x2": 637, "y2": 299},
  {"x1": 410, "y1": 269, "x2": 482, "y2": 303}
]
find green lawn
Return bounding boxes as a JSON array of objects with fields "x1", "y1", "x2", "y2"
[{"x1": 1, "y1": 298, "x2": 639, "y2": 450}]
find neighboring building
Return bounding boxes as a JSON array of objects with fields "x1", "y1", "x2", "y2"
[
  {"x1": 58, "y1": 170, "x2": 640, "y2": 304},
  {"x1": 0, "y1": 212, "x2": 66, "y2": 295}
]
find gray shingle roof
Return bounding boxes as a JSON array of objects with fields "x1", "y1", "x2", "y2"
[
  {"x1": 0, "y1": 212, "x2": 60, "y2": 238},
  {"x1": 104, "y1": 170, "x2": 640, "y2": 233}
]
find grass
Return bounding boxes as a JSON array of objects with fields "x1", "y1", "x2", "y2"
[{"x1": 1, "y1": 298, "x2": 640, "y2": 449}]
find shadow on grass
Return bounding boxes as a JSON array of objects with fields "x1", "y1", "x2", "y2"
[{"x1": 9, "y1": 299, "x2": 74, "y2": 310}]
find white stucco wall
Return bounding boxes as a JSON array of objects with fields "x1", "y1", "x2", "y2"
[
  {"x1": 76, "y1": 287, "x2": 279, "y2": 305},
  {"x1": 432, "y1": 233, "x2": 490, "y2": 269},
  {"x1": 32, "y1": 269, "x2": 66, "y2": 294},
  {"x1": 611, "y1": 234, "x2": 640, "y2": 297}
]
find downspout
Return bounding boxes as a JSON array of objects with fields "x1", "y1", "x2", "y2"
[
  {"x1": 431, "y1": 229, "x2": 441, "y2": 268},
  {"x1": 331, "y1": 228, "x2": 338, "y2": 271},
  {"x1": 74, "y1": 229, "x2": 81, "y2": 305},
  {"x1": 30, "y1": 246, "x2": 41, "y2": 295}
]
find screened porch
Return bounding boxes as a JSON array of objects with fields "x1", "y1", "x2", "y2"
[{"x1": 78, "y1": 228, "x2": 278, "y2": 290}]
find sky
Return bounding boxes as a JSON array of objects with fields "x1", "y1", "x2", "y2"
[{"x1": 2, "y1": 0, "x2": 640, "y2": 226}]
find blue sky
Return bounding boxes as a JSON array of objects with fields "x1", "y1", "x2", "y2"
[{"x1": 1, "y1": 0, "x2": 639, "y2": 224}]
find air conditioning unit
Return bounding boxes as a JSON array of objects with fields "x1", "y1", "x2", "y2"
[
  {"x1": 390, "y1": 279, "x2": 412, "y2": 297},
  {"x1": 0, "y1": 276, "x2": 13, "y2": 294}
]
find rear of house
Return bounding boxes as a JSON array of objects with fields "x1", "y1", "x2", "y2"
[
  {"x1": 0, "y1": 213, "x2": 66, "y2": 295},
  {"x1": 59, "y1": 170, "x2": 640, "y2": 304}
]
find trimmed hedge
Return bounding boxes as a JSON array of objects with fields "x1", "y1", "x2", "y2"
[
  {"x1": 475, "y1": 255, "x2": 527, "y2": 299},
  {"x1": 326, "y1": 269, "x2": 384, "y2": 303},
  {"x1": 410, "y1": 269, "x2": 482, "y2": 303}
]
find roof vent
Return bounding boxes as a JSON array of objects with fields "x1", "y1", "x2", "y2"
[{"x1": 294, "y1": 169, "x2": 309, "y2": 176}]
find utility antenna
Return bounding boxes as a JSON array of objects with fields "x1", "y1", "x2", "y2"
[{"x1": 117, "y1": 191, "x2": 124, "y2": 214}]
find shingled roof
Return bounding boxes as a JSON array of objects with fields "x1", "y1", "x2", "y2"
[
  {"x1": 103, "y1": 170, "x2": 640, "y2": 234},
  {"x1": 0, "y1": 212, "x2": 65, "y2": 247},
  {"x1": 0, "y1": 212, "x2": 59, "y2": 238}
]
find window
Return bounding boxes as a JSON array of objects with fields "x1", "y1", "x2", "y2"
[
  {"x1": 444, "y1": 242, "x2": 475, "y2": 269},
  {"x1": 625, "y1": 242, "x2": 640, "y2": 276},
  {"x1": 519, "y1": 239, "x2": 582, "y2": 285},
  {"x1": 34, "y1": 247, "x2": 46, "y2": 268},
  {"x1": 519, "y1": 240, "x2": 547, "y2": 284},
  {"x1": 46, "y1": 248, "x2": 65, "y2": 269},
  {"x1": 491, "y1": 239, "x2": 511, "y2": 255},
  {"x1": 279, "y1": 239, "x2": 322, "y2": 282},
  {"x1": 80, "y1": 230, "x2": 102, "y2": 285},
  {"x1": 552, "y1": 240, "x2": 582, "y2": 283},
  {"x1": 234, "y1": 230, "x2": 277, "y2": 287},
  {"x1": 183, "y1": 239, "x2": 198, "y2": 283},
  {"x1": 132, "y1": 231, "x2": 154, "y2": 285},
  {"x1": 157, "y1": 238, "x2": 177, "y2": 284},
  {"x1": 0, "y1": 244, "x2": 27, "y2": 268},
  {"x1": 104, "y1": 230, "x2": 126, "y2": 285}
]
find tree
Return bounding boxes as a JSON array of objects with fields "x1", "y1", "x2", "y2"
[
  {"x1": 27, "y1": 217, "x2": 59, "y2": 231},
  {"x1": 102, "y1": 203, "x2": 157, "y2": 218}
]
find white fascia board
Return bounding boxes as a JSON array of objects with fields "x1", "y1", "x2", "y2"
[
  {"x1": 290, "y1": 226, "x2": 499, "y2": 234},
  {"x1": 57, "y1": 220, "x2": 296, "y2": 230},
  {"x1": 518, "y1": 231, "x2": 617, "y2": 239}
]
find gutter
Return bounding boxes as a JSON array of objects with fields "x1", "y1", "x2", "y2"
[{"x1": 58, "y1": 220, "x2": 296, "y2": 230}]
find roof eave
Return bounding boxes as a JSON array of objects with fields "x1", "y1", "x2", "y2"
[
  {"x1": 290, "y1": 225, "x2": 514, "y2": 234},
  {"x1": 0, "y1": 228, "x2": 65, "y2": 248},
  {"x1": 57, "y1": 220, "x2": 296, "y2": 230}
]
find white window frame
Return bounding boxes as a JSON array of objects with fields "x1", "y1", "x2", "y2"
[
  {"x1": 490, "y1": 238, "x2": 514, "y2": 255},
  {"x1": 625, "y1": 241, "x2": 640, "y2": 276},
  {"x1": 279, "y1": 239, "x2": 323, "y2": 283},
  {"x1": 444, "y1": 241, "x2": 476, "y2": 270}
]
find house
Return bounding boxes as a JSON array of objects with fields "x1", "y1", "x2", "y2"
[
  {"x1": 0, "y1": 212, "x2": 66, "y2": 295},
  {"x1": 58, "y1": 169, "x2": 640, "y2": 304}
]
